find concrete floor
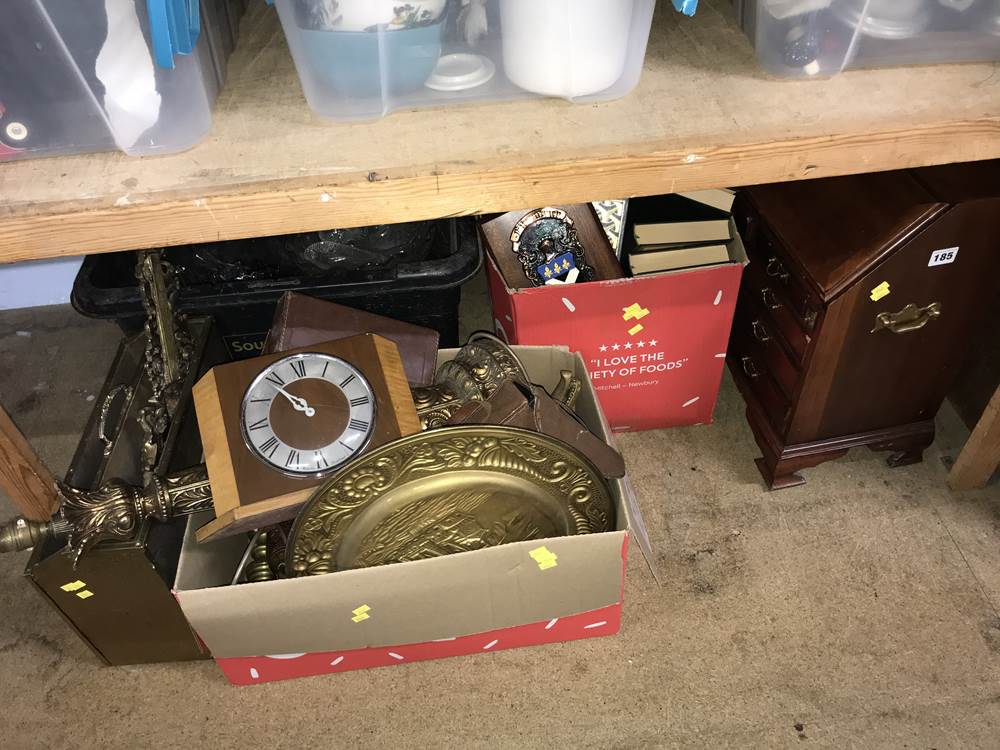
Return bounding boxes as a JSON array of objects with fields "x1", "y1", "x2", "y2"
[{"x1": 1, "y1": 296, "x2": 999, "y2": 750}]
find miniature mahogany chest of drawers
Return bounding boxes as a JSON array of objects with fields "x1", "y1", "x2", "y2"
[{"x1": 728, "y1": 161, "x2": 1000, "y2": 489}]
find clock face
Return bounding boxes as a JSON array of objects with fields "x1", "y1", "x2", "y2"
[{"x1": 240, "y1": 353, "x2": 376, "y2": 478}]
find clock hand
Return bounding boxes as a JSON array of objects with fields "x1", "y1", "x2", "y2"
[{"x1": 272, "y1": 384, "x2": 316, "y2": 418}]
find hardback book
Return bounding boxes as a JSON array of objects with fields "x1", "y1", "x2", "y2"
[
  {"x1": 677, "y1": 188, "x2": 736, "y2": 213},
  {"x1": 628, "y1": 242, "x2": 732, "y2": 276},
  {"x1": 630, "y1": 194, "x2": 732, "y2": 246}
]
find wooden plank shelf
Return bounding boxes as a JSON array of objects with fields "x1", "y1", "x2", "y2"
[{"x1": 1, "y1": 0, "x2": 999, "y2": 263}]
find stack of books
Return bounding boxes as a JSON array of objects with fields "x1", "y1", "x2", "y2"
[{"x1": 625, "y1": 189, "x2": 736, "y2": 276}]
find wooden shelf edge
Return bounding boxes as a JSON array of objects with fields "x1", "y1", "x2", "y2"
[{"x1": 3, "y1": 116, "x2": 999, "y2": 263}]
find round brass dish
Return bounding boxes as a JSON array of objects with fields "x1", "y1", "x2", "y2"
[{"x1": 286, "y1": 425, "x2": 615, "y2": 576}]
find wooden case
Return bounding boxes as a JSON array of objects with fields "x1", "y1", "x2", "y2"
[
  {"x1": 729, "y1": 162, "x2": 1000, "y2": 489},
  {"x1": 193, "y1": 333, "x2": 420, "y2": 541}
]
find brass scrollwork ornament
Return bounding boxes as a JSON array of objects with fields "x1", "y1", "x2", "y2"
[
  {"x1": 411, "y1": 332, "x2": 531, "y2": 429},
  {"x1": 135, "y1": 250, "x2": 195, "y2": 481}
]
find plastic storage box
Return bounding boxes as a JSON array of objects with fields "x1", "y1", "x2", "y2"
[
  {"x1": 71, "y1": 218, "x2": 482, "y2": 358},
  {"x1": 733, "y1": 0, "x2": 1000, "y2": 78},
  {"x1": 0, "y1": 0, "x2": 242, "y2": 160},
  {"x1": 271, "y1": 0, "x2": 657, "y2": 119}
]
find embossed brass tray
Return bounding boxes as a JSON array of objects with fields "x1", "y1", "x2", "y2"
[{"x1": 286, "y1": 425, "x2": 615, "y2": 576}]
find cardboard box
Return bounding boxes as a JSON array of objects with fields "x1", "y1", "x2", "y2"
[
  {"x1": 486, "y1": 223, "x2": 747, "y2": 432},
  {"x1": 174, "y1": 346, "x2": 639, "y2": 686}
]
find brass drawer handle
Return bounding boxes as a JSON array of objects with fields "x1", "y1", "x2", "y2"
[
  {"x1": 761, "y1": 287, "x2": 782, "y2": 311},
  {"x1": 871, "y1": 302, "x2": 942, "y2": 335},
  {"x1": 741, "y1": 356, "x2": 760, "y2": 379},
  {"x1": 751, "y1": 319, "x2": 771, "y2": 343},
  {"x1": 766, "y1": 257, "x2": 790, "y2": 282}
]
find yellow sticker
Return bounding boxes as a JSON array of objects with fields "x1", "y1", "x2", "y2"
[
  {"x1": 351, "y1": 604, "x2": 371, "y2": 623},
  {"x1": 622, "y1": 303, "x2": 650, "y2": 321},
  {"x1": 529, "y1": 546, "x2": 558, "y2": 571},
  {"x1": 60, "y1": 580, "x2": 86, "y2": 592},
  {"x1": 870, "y1": 281, "x2": 891, "y2": 302},
  {"x1": 76, "y1": 590, "x2": 94, "y2": 600},
  {"x1": 623, "y1": 303, "x2": 650, "y2": 336}
]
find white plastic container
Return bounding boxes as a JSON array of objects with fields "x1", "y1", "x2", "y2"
[
  {"x1": 272, "y1": 0, "x2": 657, "y2": 120},
  {"x1": 0, "y1": 0, "x2": 236, "y2": 161},
  {"x1": 733, "y1": 0, "x2": 1000, "y2": 78},
  {"x1": 501, "y1": 0, "x2": 636, "y2": 97}
]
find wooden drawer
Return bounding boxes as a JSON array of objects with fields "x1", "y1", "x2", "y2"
[
  {"x1": 741, "y1": 258, "x2": 814, "y2": 363},
  {"x1": 728, "y1": 326, "x2": 790, "y2": 434},
  {"x1": 746, "y1": 223, "x2": 821, "y2": 331},
  {"x1": 733, "y1": 298, "x2": 801, "y2": 400}
]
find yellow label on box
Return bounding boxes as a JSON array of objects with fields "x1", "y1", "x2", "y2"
[
  {"x1": 622, "y1": 303, "x2": 650, "y2": 337},
  {"x1": 351, "y1": 604, "x2": 371, "y2": 623},
  {"x1": 870, "y1": 281, "x2": 891, "y2": 302},
  {"x1": 76, "y1": 590, "x2": 94, "y2": 600},
  {"x1": 529, "y1": 546, "x2": 558, "y2": 571},
  {"x1": 60, "y1": 580, "x2": 86, "y2": 592}
]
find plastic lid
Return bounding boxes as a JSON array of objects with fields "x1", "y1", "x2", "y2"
[{"x1": 426, "y1": 54, "x2": 496, "y2": 92}]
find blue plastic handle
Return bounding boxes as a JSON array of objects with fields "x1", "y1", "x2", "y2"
[
  {"x1": 147, "y1": 0, "x2": 173, "y2": 68},
  {"x1": 147, "y1": 0, "x2": 202, "y2": 69},
  {"x1": 188, "y1": 0, "x2": 201, "y2": 44},
  {"x1": 174, "y1": 0, "x2": 197, "y2": 54}
]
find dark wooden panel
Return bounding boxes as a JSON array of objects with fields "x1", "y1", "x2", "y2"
[
  {"x1": 745, "y1": 172, "x2": 946, "y2": 302},
  {"x1": 914, "y1": 159, "x2": 1000, "y2": 204},
  {"x1": 815, "y1": 200, "x2": 1000, "y2": 439}
]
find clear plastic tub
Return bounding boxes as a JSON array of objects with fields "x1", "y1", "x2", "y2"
[
  {"x1": 272, "y1": 0, "x2": 657, "y2": 119},
  {"x1": 734, "y1": 0, "x2": 1000, "y2": 78},
  {"x1": 0, "y1": 0, "x2": 237, "y2": 160}
]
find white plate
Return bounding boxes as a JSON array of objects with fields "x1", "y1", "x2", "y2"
[{"x1": 425, "y1": 53, "x2": 496, "y2": 92}]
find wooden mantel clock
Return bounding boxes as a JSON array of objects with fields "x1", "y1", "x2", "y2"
[{"x1": 192, "y1": 334, "x2": 420, "y2": 542}]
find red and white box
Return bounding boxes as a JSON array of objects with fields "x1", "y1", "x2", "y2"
[
  {"x1": 486, "y1": 226, "x2": 747, "y2": 432},
  {"x1": 173, "y1": 346, "x2": 642, "y2": 686}
]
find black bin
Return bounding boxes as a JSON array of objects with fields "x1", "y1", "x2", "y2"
[{"x1": 72, "y1": 218, "x2": 481, "y2": 360}]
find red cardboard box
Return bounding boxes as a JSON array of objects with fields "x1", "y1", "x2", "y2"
[
  {"x1": 486, "y1": 225, "x2": 747, "y2": 432},
  {"x1": 173, "y1": 346, "x2": 641, "y2": 686}
]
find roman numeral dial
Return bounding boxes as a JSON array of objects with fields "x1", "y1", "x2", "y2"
[{"x1": 241, "y1": 353, "x2": 376, "y2": 477}]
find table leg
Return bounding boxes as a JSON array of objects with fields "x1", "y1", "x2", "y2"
[
  {"x1": 0, "y1": 405, "x2": 59, "y2": 520},
  {"x1": 948, "y1": 384, "x2": 1000, "y2": 491}
]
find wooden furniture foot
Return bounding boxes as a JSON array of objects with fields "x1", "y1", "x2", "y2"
[
  {"x1": 868, "y1": 426, "x2": 935, "y2": 469},
  {"x1": 755, "y1": 450, "x2": 850, "y2": 491}
]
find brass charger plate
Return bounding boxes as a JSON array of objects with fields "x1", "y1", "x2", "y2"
[{"x1": 286, "y1": 425, "x2": 615, "y2": 576}]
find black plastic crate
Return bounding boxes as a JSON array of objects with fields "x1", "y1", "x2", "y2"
[{"x1": 73, "y1": 218, "x2": 481, "y2": 360}]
